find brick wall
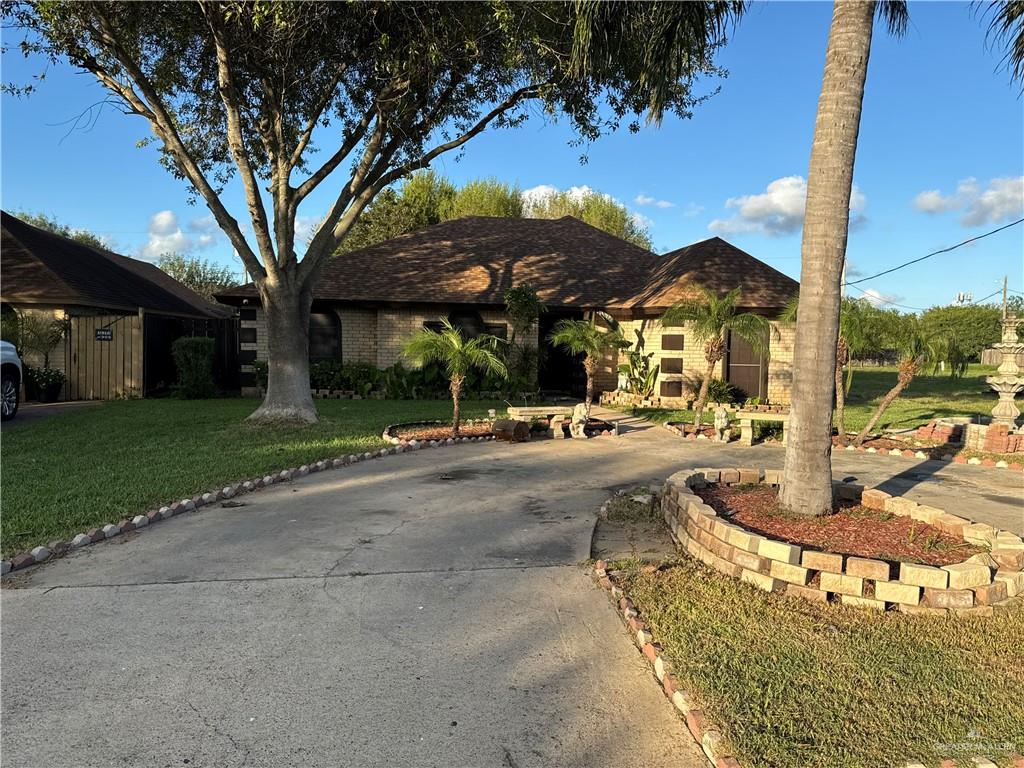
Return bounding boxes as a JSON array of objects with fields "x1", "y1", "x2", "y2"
[{"x1": 766, "y1": 321, "x2": 794, "y2": 405}]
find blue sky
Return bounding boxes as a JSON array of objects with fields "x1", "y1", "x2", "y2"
[{"x1": 2, "y1": 1, "x2": 1022, "y2": 311}]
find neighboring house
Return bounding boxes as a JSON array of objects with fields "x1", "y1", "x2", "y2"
[
  {"x1": 216, "y1": 216, "x2": 799, "y2": 404},
  {"x1": 1, "y1": 211, "x2": 235, "y2": 400}
]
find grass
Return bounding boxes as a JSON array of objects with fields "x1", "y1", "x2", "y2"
[
  {"x1": 632, "y1": 364, "x2": 1001, "y2": 435},
  {"x1": 1, "y1": 397, "x2": 503, "y2": 556},
  {"x1": 616, "y1": 559, "x2": 1024, "y2": 768}
]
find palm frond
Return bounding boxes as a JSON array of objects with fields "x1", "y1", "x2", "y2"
[
  {"x1": 982, "y1": 0, "x2": 1024, "y2": 85},
  {"x1": 876, "y1": 1, "x2": 909, "y2": 36}
]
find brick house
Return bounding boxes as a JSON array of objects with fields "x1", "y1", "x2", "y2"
[{"x1": 216, "y1": 216, "x2": 798, "y2": 404}]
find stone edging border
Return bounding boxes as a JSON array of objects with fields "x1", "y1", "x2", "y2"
[
  {"x1": 0, "y1": 433, "x2": 496, "y2": 577},
  {"x1": 381, "y1": 418, "x2": 495, "y2": 444},
  {"x1": 660, "y1": 422, "x2": 1024, "y2": 474},
  {"x1": 661, "y1": 468, "x2": 1024, "y2": 615},
  {"x1": 592, "y1": 558, "x2": 742, "y2": 768}
]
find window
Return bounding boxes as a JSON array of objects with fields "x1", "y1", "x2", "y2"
[
  {"x1": 660, "y1": 380, "x2": 683, "y2": 398},
  {"x1": 448, "y1": 310, "x2": 485, "y2": 339},
  {"x1": 661, "y1": 334, "x2": 684, "y2": 351},
  {"x1": 309, "y1": 312, "x2": 341, "y2": 361},
  {"x1": 661, "y1": 357, "x2": 683, "y2": 374}
]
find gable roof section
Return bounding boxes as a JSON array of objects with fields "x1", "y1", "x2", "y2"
[
  {"x1": 1, "y1": 211, "x2": 230, "y2": 319},
  {"x1": 217, "y1": 216, "x2": 798, "y2": 311},
  {"x1": 632, "y1": 237, "x2": 799, "y2": 310}
]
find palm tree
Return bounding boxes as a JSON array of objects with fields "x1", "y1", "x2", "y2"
[
  {"x1": 548, "y1": 312, "x2": 630, "y2": 412},
  {"x1": 403, "y1": 319, "x2": 507, "y2": 437},
  {"x1": 777, "y1": 2, "x2": 909, "y2": 517},
  {"x1": 661, "y1": 285, "x2": 769, "y2": 428},
  {"x1": 852, "y1": 317, "x2": 943, "y2": 446},
  {"x1": 781, "y1": 296, "x2": 871, "y2": 446}
]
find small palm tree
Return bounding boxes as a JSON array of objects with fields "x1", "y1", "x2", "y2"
[
  {"x1": 403, "y1": 319, "x2": 507, "y2": 437},
  {"x1": 548, "y1": 312, "x2": 630, "y2": 411},
  {"x1": 852, "y1": 316, "x2": 942, "y2": 446},
  {"x1": 661, "y1": 285, "x2": 769, "y2": 428},
  {"x1": 782, "y1": 296, "x2": 871, "y2": 445}
]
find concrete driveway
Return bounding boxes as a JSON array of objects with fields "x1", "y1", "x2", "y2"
[{"x1": 2, "y1": 412, "x2": 1021, "y2": 768}]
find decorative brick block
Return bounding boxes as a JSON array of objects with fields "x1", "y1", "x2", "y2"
[
  {"x1": 757, "y1": 538, "x2": 801, "y2": 565},
  {"x1": 962, "y1": 522, "x2": 998, "y2": 546},
  {"x1": 834, "y1": 482, "x2": 864, "y2": 501},
  {"x1": 845, "y1": 557, "x2": 892, "y2": 581},
  {"x1": 972, "y1": 581, "x2": 1008, "y2": 605},
  {"x1": 874, "y1": 580, "x2": 921, "y2": 606},
  {"x1": 730, "y1": 548, "x2": 770, "y2": 574},
  {"x1": 738, "y1": 468, "x2": 761, "y2": 485},
  {"x1": 934, "y1": 514, "x2": 968, "y2": 536},
  {"x1": 785, "y1": 583, "x2": 829, "y2": 602},
  {"x1": 909, "y1": 504, "x2": 945, "y2": 524},
  {"x1": 995, "y1": 570, "x2": 1024, "y2": 597},
  {"x1": 720, "y1": 469, "x2": 740, "y2": 484},
  {"x1": 769, "y1": 560, "x2": 811, "y2": 585},
  {"x1": 820, "y1": 571, "x2": 864, "y2": 597},
  {"x1": 802, "y1": 550, "x2": 844, "y2": 573},
  {"x1": 942, "y1": 562, "x2": 992, "y2": 590},
  {"x1": 740, "y1": 568, "x2": 783, "y2": 592},
  {"x1": 724, "y1": 527, "x2": 765, "y2": 553},
  {"x1": 900, "y1": 562, "x2": 949, "y2": 589},
  {"x1": 883, "y1": 497, "x2": 920, "y2": 516},
  {"x1": 861, "y1": 488, "x2": 890, "y2": 511},
  {"x1": 685, "y1": 709, "x2": 707, "y2": 741},
  {"x1": 922, "y1": 587, "x2": 974, "y2": 610},
  {"x1": 841, "y1": 594, "x2": 886, "y2": 611}
]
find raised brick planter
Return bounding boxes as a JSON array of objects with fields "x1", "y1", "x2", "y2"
[
  {"x1": 0, "y1": 434, "x2": 496, "y2": 577},
  {"x1": 660, "y1": 468, "x2": 1024, "y2": 616},
  {"x1": 381, "y1": 419, "x2": 496, "y2": 444}
]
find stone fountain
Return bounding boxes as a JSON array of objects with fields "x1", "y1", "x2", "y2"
[{"x1": 986, "y1": 314, "x2": 1024, "y2": 427}]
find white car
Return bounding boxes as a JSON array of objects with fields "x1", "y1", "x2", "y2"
[{"x1": 1, "y1": 340, "x2": 22, "y2": 420}]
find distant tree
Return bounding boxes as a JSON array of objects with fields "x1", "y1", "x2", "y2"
[
  {"x1": 661, "y1": 285, "x2": 769, "y2": 428},
  {"x1": 548, "y1": 312, "x2": 630, "y2": 411},
  {"x1": 403, "y1": 319, "x2": 507, "y2": 437},
  {"x1": 447, "y1": 178, "x2": 524, "y2": 219},
  {"x1": 156, "y1": 253, "x2": 237, "y2": 301},
  {"x1": 920, "y1": 304, "x2": 1002, "y2": 362},
  {"x1": 525, "y1": 188, "x2": 652, "y2": 249},
  {"x1": 14, "y1": 211, "x2": 108, "y2": 251},
  {"x1": 337, "y1": 171, "x2": 454, "y2": 253}
]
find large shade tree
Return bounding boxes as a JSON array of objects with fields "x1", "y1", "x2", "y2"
[{"x1": 6, "y1": 0, "x2": 741, "y2": 424}]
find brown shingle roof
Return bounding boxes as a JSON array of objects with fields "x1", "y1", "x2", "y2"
[
  {"x1": 631, "y1": 237, "x2": 799, "y2": 310},
  {"x1": 217, "y1": 216, "x2": 797, "y2": 311},
  {"x1": 1, "y1": 211, "x2": 230, "y2": 319}
]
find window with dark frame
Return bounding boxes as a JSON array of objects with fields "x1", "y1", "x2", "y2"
[
  {"x1": 661, "y1": 357, "x2": 683, "y2": 374},
  {"x1": 308, "y1": 312, "x2": 341, "y2": 361},
  {"x1": 661, "y1": 334, "x2": 684, "y2": 351}
]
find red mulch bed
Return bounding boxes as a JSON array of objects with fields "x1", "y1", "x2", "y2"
[
  {"x1": 696, "y1": 484, "x2": 982, "y2": 566},
  {"x1": 667, "y1": 422, "x2": 720, "y2": 439},
  {"x1": 833, "y1": 434, "x2": 945, "y2": 458},
  {"x1": 392, "y1": 424, "x2": 493, "y2": 441}
]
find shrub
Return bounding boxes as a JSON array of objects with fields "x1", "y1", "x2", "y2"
[
  {"x1": 253, "y1": 360, "x2": 268, "y2": 390},
  {"x1": 171, "y1": 336, "x2": 216, "y2": 399},
  {"x1": 24, "y1": 364, "x2": 66, "y2": 402}
]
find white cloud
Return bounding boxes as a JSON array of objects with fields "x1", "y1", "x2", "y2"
[
  {"x1": 521, "y1": 184, "x2": 615, "y2": 215},
  {"x1": 295, "y1": 215, "x2": 322, "y2": 247},
  {"x1": 708, "y1": 175, "x2": 866, "y2": 237},
  {"x1": 634, "y1": 194, "x2": 675, "y2": 209},
  {"x1": 187, "y1": 215, "x2": 219, "y2": 235},
  {"x1": 142, "y1": 210, "x2": 217, "y2": 260},
  {"x1": 631, "y1": 211, "x2": 655, "y2": 230},
  {"x1": 913, "y1": 177, "x2": 1024, "y2": 227},
  {"x1": 860, "y1": 288, "x2": 904, "y2": 308},
  {"x1": 681, "y1": 203, "x2": 705, "y2": 218}
]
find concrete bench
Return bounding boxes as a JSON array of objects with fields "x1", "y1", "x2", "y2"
[
  {"x1": 736, "y1": 410, "x2": 790, "y2": 446},
  {"x1": 507, "y1": 405, "x2": 575, "y2": 439}
]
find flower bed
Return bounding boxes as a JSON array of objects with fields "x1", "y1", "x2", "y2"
[
  {"x1": 661, "y1": 468, "x2": 1024, "y2": 615},
  {"x1": 382, "y1": 419, "x2": 495, "y2": 443}
]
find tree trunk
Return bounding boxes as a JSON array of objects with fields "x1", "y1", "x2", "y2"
[
  {"x1": 583, "y1": 356, "x2": 597, "y2": 410},
  {"x1": 853, "y1": 359, "x2": 919, "y2": 445},
  {"x1": 247, "y1": 281, "x2": 317, "y2": 424},
  {"x1": 693, "y1": 358, "x2": 717, "y2": 428},
  {"x1": 779, "y1": 1, "x2": 875, "y2": 516},
  {"x1": 834, "y1": 360, "x2": 847, "y2": 446},
  {"x1": 451, "y1": 374, "x2": 463, "y2": 437}
]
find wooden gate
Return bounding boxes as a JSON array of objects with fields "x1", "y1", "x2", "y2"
[
  {"x1": 66, "y1": 313, "x2": 143, "y2": 400},
  {"x1": 725, "y1": 329, "x2": 768, "y2": 401}
]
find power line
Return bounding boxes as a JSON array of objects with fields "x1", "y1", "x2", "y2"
[
  {"x1": 844, "y1": 217, "x2": 1024, "y2": 286},
  {"x1": 970, "y1": 288, "x2": 1004, "y2": 305},
  {"x1": 846, "y1": 283, "x2": 926, "y2": 311}
]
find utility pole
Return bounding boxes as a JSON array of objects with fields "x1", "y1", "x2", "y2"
[{"x1": 1002, "y1": 275, "x2": 1008, "y2": 319}]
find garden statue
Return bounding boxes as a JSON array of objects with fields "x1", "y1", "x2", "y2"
[
  {"x1": 714, "y1": 406, "x2": 730, "y2": 442},
  {"x1": 570, "y1": 402, "x2": 590, "y2": 439}
]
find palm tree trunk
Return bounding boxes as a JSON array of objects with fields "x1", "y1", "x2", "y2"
[
  {"x1": 693, "y1": 358, "x2": 716, "y2": 428},
  {"x1": 451, "y1": 374, "x2": 463, "y2": 437},
  {"x1": 834, "y1": 361, "x2": 847, "y2": 446},
  {"x1": 853, "y1": 379, "x2": 909, "y2": 446},
  {"x1": 779, "y1": 1, "x2": 876, "y2": 516},
  {"x1": 583, "y1": 356, "x2": 596, "y2": 410}
]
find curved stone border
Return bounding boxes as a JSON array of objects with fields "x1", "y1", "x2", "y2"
[
  {"x1": 0, "y1": 433, "x2": 496, "y2": 577},
  {"x1": 381, "y1": 418, "x2": 495, "y2": 444},
  {"x1": 661, "y1": 468, "x2": 1024, "y2": 616},
  {"x1": 592, "y1": 559, "x2": 742, "y2": 768},
  {"x1": 840, "y1": 442, "x2": 1024, "y2": 472}
]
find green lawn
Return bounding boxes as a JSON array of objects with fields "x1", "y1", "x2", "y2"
[
  {"x1": 616, "y1": 558, "x2": 1024, "y2": 768},
  {"x1": 1, "y1": 398, "x2": 503, "y2": 556},
  {"x1": 633, "y1": 364, "x2": 1000, "y2": 434}
]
